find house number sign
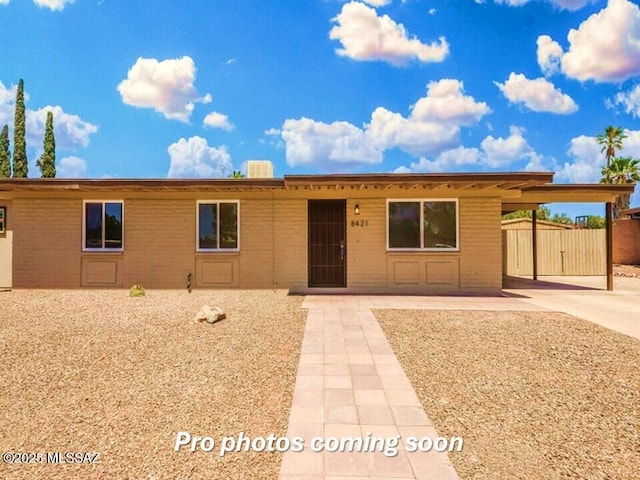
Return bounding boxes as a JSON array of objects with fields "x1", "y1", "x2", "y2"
[{"x1": 350, "y1": 220, "x2": 369, "y2": 227}]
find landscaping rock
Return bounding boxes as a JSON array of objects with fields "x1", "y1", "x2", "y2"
[{"x1": 194, "y1": 305, "x2": 226, "y2": 324}]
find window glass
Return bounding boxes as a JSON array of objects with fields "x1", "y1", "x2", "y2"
[
  {"x1": 85, "y1": 203, "x2": 103, "y2": 249},
  {"x1": 104, "y1": 202, "x2": 123, "y2": 249},
  {"x1": 219, "y1": 202, "x2": 238, "y2": 249},
  {"x1": 388, "y1": 201, "x2": 420, "y2": 248},
  {"x1": 199, "y1": 204, "x2": 218, "y2": 249},
  {"x1": 423, "y1": 201, "x2": 457, "y2": 248}
]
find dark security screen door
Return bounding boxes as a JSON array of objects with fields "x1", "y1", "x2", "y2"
[{"x1": 308, "y1": 200, "x2": 346, "y2": 287}]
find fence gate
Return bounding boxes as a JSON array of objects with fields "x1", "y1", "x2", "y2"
[{"x1": 502, "y1": 230, "x2": 606, "y2": 276}]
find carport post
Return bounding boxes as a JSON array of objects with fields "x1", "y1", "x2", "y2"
[
  {"x1": 532, "y1": 209, "x2": 538, "y2": 281},
  {"x1": 606, "y1": 202, "x2": 613, "y2": 291}
]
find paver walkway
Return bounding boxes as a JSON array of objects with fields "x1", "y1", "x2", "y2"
[{"x1": 280, "y1": 295, "x2": 549, "y2": 479}]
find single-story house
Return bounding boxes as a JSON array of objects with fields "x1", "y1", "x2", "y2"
[{"x1": 0, "y1": 164, "x2": 634, "y2": 294}]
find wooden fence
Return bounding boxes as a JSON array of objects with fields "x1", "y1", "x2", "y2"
[{"x1": 502, "y1": 229, "x2": 606, "y2": 276}]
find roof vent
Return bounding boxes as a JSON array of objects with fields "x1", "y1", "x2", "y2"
[{"x1": 246, "y1": 160, "x2": 274, "y2": 179}]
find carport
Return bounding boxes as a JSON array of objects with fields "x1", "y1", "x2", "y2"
[{"x1": 502, "y1": 183, "x2": 636, "y2": 291}]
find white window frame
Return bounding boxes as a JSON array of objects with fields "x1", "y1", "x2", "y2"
[
  {"x1": 386, "y1": 198, "x2": 459, "y2": 252},
  {"x1": 196, "y1": 200, "x2": 240, "y2": 252},
  {"x1": 82, "y1": 200, "x2": 124, "y2": 252}
]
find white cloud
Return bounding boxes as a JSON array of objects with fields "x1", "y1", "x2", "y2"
[
  {"x1": 276, "y1": 79, "x2": 490, "y2": 167},
  {"x1": 361, "y1": 0, "x2": 392, "y2": 6},
  {"x1": 537, "y1": 35, "x2": 563, "y2": 76},
  {"x1": 557, "y1": 129, "x2": 640, "y2": 182},
  {"x1": 167, "y1": 136, "x2": 232, "y2": 178},
  {"x1": 495, "y1": 0, "x2": 591, "y2": 10},
  {"x1": 481, "y1": 126, "x2": 542, "y2": 168},
  {"x1": 117, "y1": 56, "x2": 211, "y2": 122},
  {"x1": 0, "y1": 1, "x2": 10, "y2": 6},
  {"x1": 203, "y1": 111, "x2": 233, "y2": 130},
  {"x1": 329, "y1": 1, "x2": 449, "y2": 66},
  {"x1": 395, "y1": 126, "x2": 547, "y2": 173},
  {"x1": 0, "y1": 82, "x2": 98, "y2": 151},
  {"x1": 559, "y1": 0, "x2": 640, "y2": 82},
  {"x1": 495, "y1": 0, "x2": 529, "y2": 6},
  {"x1": 495, "y1": 73, "x2": 578, "y2": 114},
  {"x1": 393, "y1": 146, "x2": 483, "y2": 173},
  {"x1": 368, "y1": 106, "x2": 460, "y2": 155},
  {"x1": 33, "y1": 0, "x2": 75, "y2": 10},
  {"x1": 428, "y1": 8, "x2": 437, "y2": 15},
  {"x1": 411, "y1": 79, "x2": 491, "y2": 125},
  {"x1": 27, "y1": 106, "x2": 98, "y2": 149},
  {"x1": 57, "y1": 156, "x2": 88, "y2": 178},
  {"x1": 281, "y1": 117, "x2": 382, "y2": 167},
  {"x1": 610, "y1": 85, "x2": 640, "y2": 117}
]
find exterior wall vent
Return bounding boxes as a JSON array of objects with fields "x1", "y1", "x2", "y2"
[{"x1": 246, "y1": 160, "x2": 274, "y2": 179}]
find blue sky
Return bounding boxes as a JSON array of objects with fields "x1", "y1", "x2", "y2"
[{"x1": 1, "y1": 0, "x2": 640, "y2": 219}]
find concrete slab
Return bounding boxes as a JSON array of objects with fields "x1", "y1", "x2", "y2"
[{"x1": 503, "y1": 276, "x2": 640, "y2": 341}]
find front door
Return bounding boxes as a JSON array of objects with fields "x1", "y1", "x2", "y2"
[{"x1": 308, "y1": 200, "x2": 346, "y2": 287}]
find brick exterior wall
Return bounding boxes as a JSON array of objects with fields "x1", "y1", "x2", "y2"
[
  {"x1": 8, "y1": 192, "x2": 504, "y2": 294},
  {"x1": 613, "y1": 219, "x2": 640, "y2": 264}
]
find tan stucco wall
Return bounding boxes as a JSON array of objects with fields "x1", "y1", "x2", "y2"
[{"x1": 8, "y1": 192, "x2": 504, "y2": 294}]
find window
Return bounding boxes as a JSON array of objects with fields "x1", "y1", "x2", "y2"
[
  {"x1": 387, "y1": 199, "x2": 458, "y2": 251},
  {"x1": 197, "y1": 201, "x2": 239, "y2": 251},
  {"x1": 83, "y1": 201, "x2": 123, "y2": 251},
  {"x1": 0, "y1": 206, "x2": 5, "y2": 233}
]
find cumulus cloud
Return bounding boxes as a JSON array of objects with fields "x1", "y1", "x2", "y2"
[
  {"x1": 557, "y1": 0, "x2": 640, "y2": 82},
  {"x1": 411, "y1": 79, "x2": 491, "y2": 125},
  {"x1": 0, "y1": 81, "x2": 98, "y2": 151},
  {"x1": 118, "y1": 56, "x2": 211, "y2": 122},
  {"x1": 495, "y1": 0, "x2": 591, "y2": 10},
  {"x1": 281, "y1": 117, "x2": 382, "y2": 167},
  {"x1": 167, "y1": 136, "x2": 233, "y2": 178},
  {"x1": 557, "y1": 129, "x2": 640, "y2": 182},
  {"x1": 481, "y1": 126, "x2": 543, "y2": 169},
  {"x1": 0, "y1": 0, "x2": 10, "y2": 6},
  {"x1": 276, "y1": 79, "x2": 490, "y2": 167},
  {"x1": 329, "y1": 1, "x2": 449, "y2": 66},
  {"x1": 33, "y1": 0, "x2": 75, "y2": 10},
  {"x1": 367, "y1": 106, "x2": 460, "y2": 155},
  {"x1": 395, "y1": 126, "x2": 547, "y2": 173},
  {"x1": 27, "y1": 106, "x2": 98, "y2": 149},
  {"x1": 537, "y1": 35, "x2": 563, "y2": 76},
  {"x1": 203, "y1": 111, "x2": 233, "y2": 130},
  {"x1": 394, "y1": 146, "x2": 483, "y2": 173},
  {"x1": 495, "y1": 73, "x2": 578, "y2": 114},
  {"x1": 609, "y1": 85, "x2": 640, "y2": 117},
  {"x1": 361, "y1": 0, "x2": 392, "y2": 5},
  {"x1": 57, "y1": 156, "x2": 88, "y2": 178}
]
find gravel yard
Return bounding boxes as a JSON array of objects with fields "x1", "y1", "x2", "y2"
[
  {"x1": 376, "y1": 309, "x2": 640, "y2": 480},
  {"x1": 0, "y1": 289, "x2": 306, "y2": 480}
]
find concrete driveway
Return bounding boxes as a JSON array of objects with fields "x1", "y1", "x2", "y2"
[{"x1": 503, "y1": 275, "x2": 640, "y2": 341}]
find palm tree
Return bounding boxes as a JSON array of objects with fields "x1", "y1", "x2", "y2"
[
  {"x1": 596, "y1": 126, "x2": 627, "y2": 167},
  {"x1": 228, "y1": 170, "x2": 245, "y2": 179},
  {"x1": 600, "y1": 157, "x2": 640, "y2": 217}
]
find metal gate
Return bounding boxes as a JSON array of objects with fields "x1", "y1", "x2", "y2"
[{"x1": 308, "y1": 200, "x2": 346, "y2": 287}]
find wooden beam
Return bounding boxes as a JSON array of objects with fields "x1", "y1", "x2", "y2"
[
  {"x1": 606, "y1": 202, "x2": 613, "y2": 291},
  {"x1": 532, "y1": 209, "x2": 538, "y2": 281}
]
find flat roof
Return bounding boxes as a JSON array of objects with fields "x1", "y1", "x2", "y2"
[
  {"x1": 0, "y1": 172, "x2": 554, "y2": 192},
  {"x1": 0, "y1": 173, "x2": 634, "y2": 204}
]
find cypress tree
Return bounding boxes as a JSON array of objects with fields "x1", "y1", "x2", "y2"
[
  {"x1": 37, "y1": 111, "x2": 56, "y2": 178},
  {"x1": 12, "y1": 79, "x2": 28, "y2": 178},
  {"x1": 0, "y1": 125, "x2": 10, "y2": 178}
]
